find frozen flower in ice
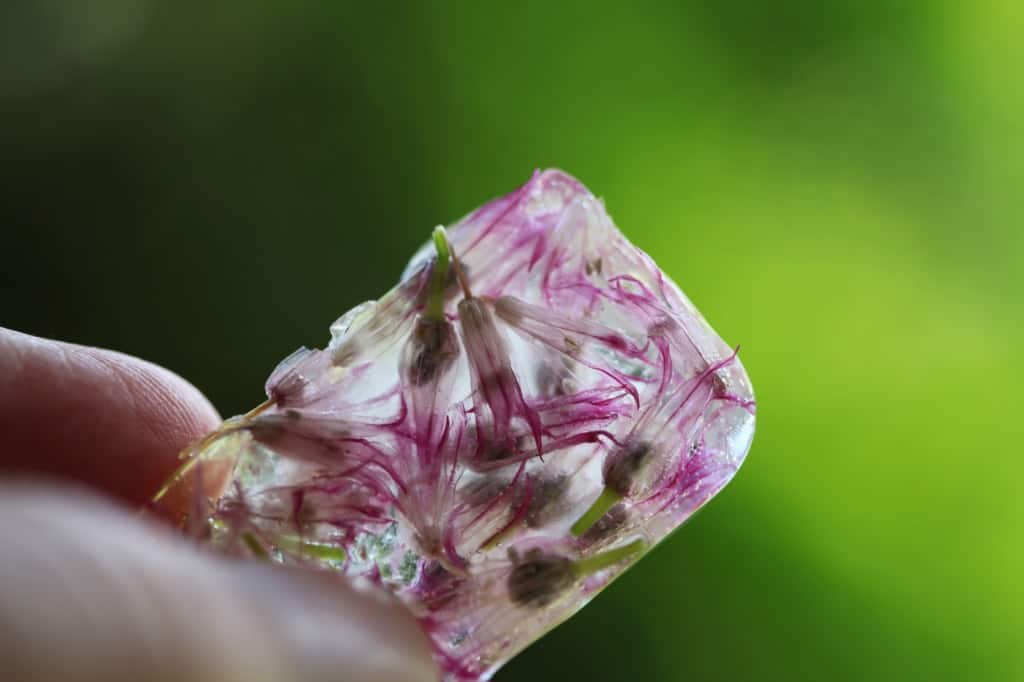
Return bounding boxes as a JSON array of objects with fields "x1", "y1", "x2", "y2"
[{"x1": 154, "y1": 170, "x2": 756, "y2": 681}]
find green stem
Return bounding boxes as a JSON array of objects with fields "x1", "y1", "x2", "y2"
[
  {"x1": 425, "y1": 226, "x2": 451, "y2": 320},
  {"x1": 241, "y1": 531, "x2": 270, "y2": 559},
  {"x1": 574, "y1": 539, "x2": 645, "y2": 576},
  {"x1": 275, "y1": 535, "x2": 347, "y2": 563},
  {"x1": 571, "y1": 486, "x2": 622, "y2": 536}
]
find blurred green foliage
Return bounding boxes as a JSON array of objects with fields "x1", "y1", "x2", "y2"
[{"x1": 2, "y1": 2, "x2": 1020, "y2": 680}]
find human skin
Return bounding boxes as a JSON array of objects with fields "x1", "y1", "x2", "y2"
[{"x1": 0, "y1": 327, "x2": 438, "y2": 682}]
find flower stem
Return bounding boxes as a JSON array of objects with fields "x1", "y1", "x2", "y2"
[
  {"x1": 241, "y1": 531, "x2": 270, "y2": 559},
  {"x1": 426, "y1": 226, "x2": 451, "y2": 320},
  {"x1": 574, "y1": 539, "x2": 645, "y2": 576},
  {"x1": 571, "y1": 486, "x2": 622, "y2": 536},
  {"x1": 274, "y1": 535, "x2": 347, "y2": 563}
]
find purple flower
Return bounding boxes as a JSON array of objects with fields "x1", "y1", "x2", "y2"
[{"x1": 156, "y1": 169, "x2": 756, "y2": 681}]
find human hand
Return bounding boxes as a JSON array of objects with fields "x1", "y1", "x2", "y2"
[{"x1": 0, "y1": 328, "x2": 438, "y2": 682}]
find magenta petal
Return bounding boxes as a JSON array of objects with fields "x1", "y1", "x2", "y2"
[{"x1": 458, "y1": 297, "x2": 544, "y2": 464}]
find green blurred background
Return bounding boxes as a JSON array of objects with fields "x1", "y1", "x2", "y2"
[{"x1": 2, "y1": 2, "x2": 1021, "y2": 680}]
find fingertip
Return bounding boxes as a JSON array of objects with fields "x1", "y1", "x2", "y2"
[
  {"x1": 0, "y1": 484, "x2": 440, "y2": 682},
  {"x1": 235, "y1": 566, "x2": 440, "y2": 682},
  {"x1": 0, "y1": 327, "x2": 223, "y2": 506},
  {"x1": 96, "y1": 347, "x2": 222, "y2": 455}
]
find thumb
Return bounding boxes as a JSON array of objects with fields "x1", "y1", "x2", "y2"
[{"x1": 0, "y1": 482, "x2": 438, "y2": 682}]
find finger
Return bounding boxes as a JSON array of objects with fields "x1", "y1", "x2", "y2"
[
  {"x1": 0, "y1": 327, "x2": 222, "y2": 509},
  {"x1": 0, "y1": 482, "x2": 438, "y2": 682}
]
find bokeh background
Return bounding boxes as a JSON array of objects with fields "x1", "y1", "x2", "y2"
[{"x1": 2, "y1": 2, "x2": 1021, "y2": 680}]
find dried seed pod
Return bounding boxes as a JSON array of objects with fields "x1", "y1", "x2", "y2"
[{"x1": 507, "y1": 551, "x2": 576, "y2": 608}]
